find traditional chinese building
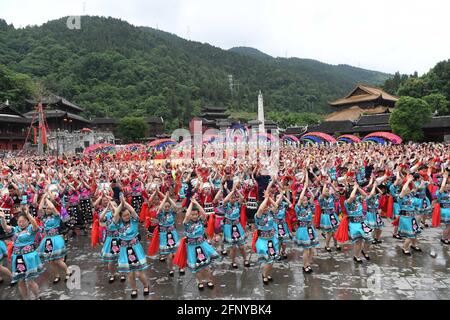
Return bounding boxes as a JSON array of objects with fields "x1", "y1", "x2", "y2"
[
  {"x1": 285, "y1": 83, "x2": 450, "y2": 142},
  {"x1": 24, "y1": 95, "x2": 92, "y2": 132},
  {"x1": 0, "y1": 102, "x2": 30, "y2": 150}
]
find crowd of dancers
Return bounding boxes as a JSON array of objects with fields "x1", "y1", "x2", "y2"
[{"x1": 0, "y1": 142, "x2": 449, "y2": 299}]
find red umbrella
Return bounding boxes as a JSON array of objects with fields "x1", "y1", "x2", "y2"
[{"x1": 81, "y1": 128, "x2": 93, "y2": 133}]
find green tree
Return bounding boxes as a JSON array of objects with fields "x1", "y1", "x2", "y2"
[
  {"x1": 0, "y1": 64, "x2": 37, "y2": 111},
  {"x1": 423, "y1": 93, "x2": 448, "y2": 116},
  {"x1": 389, "y1": 97, "x2": 432, "y2": 142},
  {"x1": 397, "y1": 78, "x2": 427, "y2": 97},
  {"x1": 117, "y1": 116, "x2": 149, "y2": 143}
]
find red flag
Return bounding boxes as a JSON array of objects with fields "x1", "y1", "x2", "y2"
[
  {"x1": 173, "y1": 237, "x2": 187, "y2": 268},
  {"x1": 251, "y1": 230, "x2": 258, "y2": 253},
  {"x1": 431, "y1": 203, "x2": 441, "y2": 228},
  {"x1": 139, "y1": 202, "x2": 148, "y2": 222},
  {"x1": 334, "y1": 215, "x2": 349, "y2": 243},
  {"x1": 147, "y1": 227, "x2": 160, "y2": 256},
  {"x1": 206, "y1": 214, "x2": 215, "y2": 239},
  {"x1": 91, "y1": 218, "x2": 99, "y2": 247},
  {"x1": 386, "y1": 195, "x2": 394, "y2": 219},
  {"x1": 313, "y1": 201, "x2": 322, "y2": 228},
  {"x1": 286, "y1": 206, "x2": 296, "y2": 233},
  {"x1": 392, "y1": 216, "x2": 400, "y2": 226},
  {"x1": 240, "y1": 204, "x2": 247, "y2": 230},
  {"x1": 7, "y1": 241, "x2": 13, "y2": 261}
]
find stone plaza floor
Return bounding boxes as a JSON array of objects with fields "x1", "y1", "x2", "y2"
[{"x1": 1, "y1": 217, "x2": 449, "y2": 300}]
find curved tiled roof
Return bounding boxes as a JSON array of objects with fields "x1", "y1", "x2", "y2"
[{"x1": 329, "y1": 84, "x2": 398, "y2": 106}]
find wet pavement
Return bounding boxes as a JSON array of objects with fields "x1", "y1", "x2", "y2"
[{"x1": 1, "y1": 216, "x2": 449, "y2": 300}]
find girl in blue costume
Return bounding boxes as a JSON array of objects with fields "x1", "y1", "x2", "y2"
[
  {"x1": 436, "y1": 171, "x2": 450, "y2": 245},
  {"x1": 183, "y1": 198, "x2": 219, "y2": 290},
  {"x1": 37, "y1": 195, "x2": 70, "y2": 284},
  {"x1": 254, "y1": 182, "x2": 279, "y2": 285},
  {"x1": 0, "y1": 238, "x2": 12, "y2": 284},
  {"x1": 412, "y1": 173, "x2": 431, "y2": 228},
  {"x1": 319, "y1": 182, "x2": 341, "y2": 252},
  {"x1": 96, "y1": 194, "x2": 126, "y2": 283},
  {"x1": 222, "y1": 185, "x2": 249, "y2": 269},
  {"x1": 113, "y1": 194, "x2": 149, "y2": 298},
  {"x1": 345, "y1": 183, "x2": 373, "y2": 263},
  {"x1": 364, "y1": 176, "x2": 387, "y2": 244},
  {"x1": 398, "y1": 175, "x2": 423, "y2": 255},
  {"x1": 389, "y1": 171, "x2": 403, "y2": 239},
  {"x1": 0, "y1": 207, "x2": 44, "y2": 299},
  {"x1": 153, "y1": 191, "x2": 184, "y2": 277},
  {"x1": 294, "y1": 169, "x2": 319, "y2": 273},
  {"x1": 273, "y1": 194, "x2": 292, "y2": 260}
]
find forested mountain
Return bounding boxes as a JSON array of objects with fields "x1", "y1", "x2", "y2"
[{"x1": 0, "y1": 16, "x2": 391, "y2": 130}]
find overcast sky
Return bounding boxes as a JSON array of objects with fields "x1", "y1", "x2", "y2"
[{"x1": 1, "y1": 0, "x2": 449, "y2": 75}]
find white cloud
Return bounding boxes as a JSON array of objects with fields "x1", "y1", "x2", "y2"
[{"x1": 1, "y1": 0, "x2": 449, "y2": 74}]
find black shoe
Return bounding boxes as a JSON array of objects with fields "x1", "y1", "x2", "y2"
[
  {"x1": 335, "y1": 245, "x2": 342, "y2": 251},
  {"x1": 120, "y1": 275, "x2": 126, "y2": 282},
  {"x1": 143, "y1": 287, "x2": 150, "y2": 296},
  {"x1": 179, "y1": 269, "x2": 185, "y2": 275},
  {"x1": 353, "y1": 256, "x2": 363, "y2": 263},
  {"x1": 325, "y1": 246, "x2": 332, "y2": 252},
  {"x1": 65, "y1": 270, "x2": 74, "y2": 282},
  {"x1": 361, "y1": 250, "x2": 370, "y2": 260},
  {"x1": 244, "y1": 261, "x2": 251, "y2": 268},
  {"x1": 231, "y1": 263, "x2": 238, "y2": 269},
  {"x1": 441, "y1": 239, "x2": 450, "y2": 245},
  {"x1": 53, "y1": 277, "x2": 61, "y2": 284},
  {"x1": 302, "y1": 266, "x2": 312, "y2": 273},
  {"x1": 159, "y1": 257, "x2": 166, "y2": 262},
  {"x1": 108, "y1": 275, "x2": 115, "y2": 284},
  {"x1": 376, "y1": 239, "x2": 383, "y2": 244},
  {"x1": 169, "y1": 270, "x2": 175, "y2": 277},
  {"x1": 0, "y1": 278, "x2": 3, "y2": 284},
  {"x1": 411, "y1": 246, "x2": 422, "y2": 252},
  {"x1": 282, "y1": 253, "x2": 288, "y2": 260},
  {"x1": 321, "y1": 232, "x2": 326, "y2": 239},
  {"x1": 262, "y1": 276, "x2": 269, "y2": 285},
  {"x1": 131, "y1": 290, "x2": 138, "y2": 298},
  {"x1": 267, "y1": 275, "x2": 273, "y2": 282},
  {"x1": 372, "y1": 240, "x2": 378, "y2": 245},
  {"x1": 221, "y1": 250, "x2": 228, "y2": 256},
  {"x1": 198, "y1": 283, "x2": 205, "y2": 291},
  {"x1": 402, "y1": 248, "x2": 412, "y2": 256},
  {"x1": 393, "y1": 234, "x2": 402, "y2": 240},
  {"x1": 207, "y1": 281, "x2": 214, "y2": 289},
  {"x1": 303, "y1": 266, "x2": 313, "y2": 273}
]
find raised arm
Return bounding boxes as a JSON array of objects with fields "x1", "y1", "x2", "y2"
[
  {"x1": 99, "y1": 202, "x2": 111, "y2": 222},
  {"x1": 157, "y1": 193, "x2": 168, "y2": 214},
  {"x1": 297, "y1": 170, "x2": 309, "y2": 206},
  {"x1": 0, "y1": 210, "x2": 12, "y2": 234},
  {"x1": 45, "y1": 198, "x2": 60, "y2": 216},
  {"x1": 256, "y1": 190, "x2": 270, "y2": 218},
  {"x1": 25, "y1": 207, "x2": 39, "y2": 231},
  {"x1": 112, "y1": 199, "x2": 124, "y2": 224},
  {"x1": 400, "y1": 175, "x2": 414, "y2": 198},
  {"x1": 440, "y1": 171, "x2": 448, "y2": 193},
  {"x1": 183, "y1": 201, "x2": 193, "y2": 224},
  {"x1": 346, "y1": 183, "x2": 359, "y2": 204}
]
